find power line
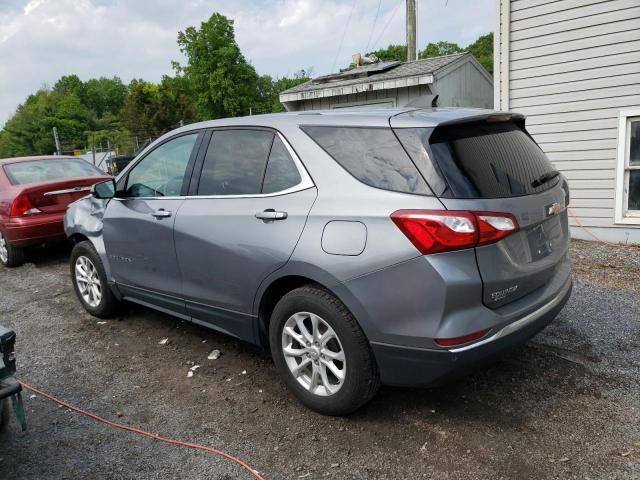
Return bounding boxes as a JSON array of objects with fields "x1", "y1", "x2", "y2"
[
  {"x1": 370, "y1": 0, "x2": 403, "y2": 53},
  {"x1": 364, "y1": 0, "x2": 383, "y2": 55},
  {"x1": 331, "y1": 0, "x2": 357, "y2": 73}
]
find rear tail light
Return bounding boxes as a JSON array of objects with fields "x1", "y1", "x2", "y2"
[
  {"x1": 435, "y1": 328, "x2": 491, "y2": 347},
  {"x1": 10, "y1": 194, "x2": 41, "y2": 217},
  {"x1": 391, "y1": 210, "x2": 518, "y2": 255}
]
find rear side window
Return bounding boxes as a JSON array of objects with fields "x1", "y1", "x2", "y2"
[
  {"x1": 301, "y1": 126, "x2": 431, "y2": 195},
  {"x1": 198, "y1": 130, "x2": 274, "y2": 195},
  {"x1": 397, "y1": 122, "x2": 558, "y2": 199},
  {"x1": 262, "y1": 136, "x2": 302, "y2": 194},
  {"x1": 4, "y1": 158, "x2": 102, "y2": 185}
]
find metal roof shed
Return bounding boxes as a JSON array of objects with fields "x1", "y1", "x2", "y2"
[{"x1": 279, "y1": 52, "x2": 493, "y2": 111}]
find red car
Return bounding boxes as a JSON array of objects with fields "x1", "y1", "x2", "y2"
[{"x1": 0, "y1": 156, "x2": 111, "y2": 267}]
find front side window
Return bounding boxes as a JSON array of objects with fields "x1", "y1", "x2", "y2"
[
  {"x1": 4, "y1": 158, "x2": 102, "y2": 185},
  {"x1": 125, "y1": 133, "x2": 198, "y2": 198}
]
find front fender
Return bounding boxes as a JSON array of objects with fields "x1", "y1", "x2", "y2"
[{"x1": 64, "y1": 196, "x2": 113, "y2": 282}]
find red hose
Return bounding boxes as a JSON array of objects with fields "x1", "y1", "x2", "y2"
[{"x1": 19, "y1": 381, "x2": 266, "y2": 480}]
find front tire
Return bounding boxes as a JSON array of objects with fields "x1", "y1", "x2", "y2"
[
  {"x1": 70, "y1": 241, "x2": 120, "y2": 318},
  {"x1": 0, "y1": 231, "x2": 25, "y2": 268},
  {"x1": 269, "y1": 286, "x2": 380, "y2": 416}
]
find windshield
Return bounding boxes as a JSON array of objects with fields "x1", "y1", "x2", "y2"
[{"x1": 4, "y1": 158, "x2": 103, "y2": 185}]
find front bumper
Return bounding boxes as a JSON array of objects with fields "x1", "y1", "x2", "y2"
[
  {"x1": 3, "y1": 212, "x2": 66, "y2": 247},
  {"x1": 371, "y1": 278, "x2": 572, "y2": 387}
]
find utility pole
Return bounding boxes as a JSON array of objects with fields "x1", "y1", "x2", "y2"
[
  {"x1": 406, "y1": 0, "x2": 417, "y2": 62},
  {"x1": 52, "y1": 127, "x2": 62, "y2": 155}
]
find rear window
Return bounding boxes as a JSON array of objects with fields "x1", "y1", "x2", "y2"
[
  {"x1": 4, "y1": 158, "x2": 102, "y2": 186},
  {"x1": 301, "y1": 126, "x2": 431, "y2": 195},
  {"x1": 396, "y1": 122, "x2": 559, "y2": 199}
]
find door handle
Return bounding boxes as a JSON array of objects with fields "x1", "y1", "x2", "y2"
[
  {"x1": 151, "y1": 209, "x2": 172, "y2": 219},
  {"x1": 255, "y1": 209, "x2": 288, "y2": 221}
]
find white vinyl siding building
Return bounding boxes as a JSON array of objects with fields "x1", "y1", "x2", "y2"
[{"x1": 495, "y1": 0, "x2": 640, "y2": 243}]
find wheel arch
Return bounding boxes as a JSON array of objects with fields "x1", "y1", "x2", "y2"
[{"x1": 254, "y1": 263, "x2": 370, "y2": 348}]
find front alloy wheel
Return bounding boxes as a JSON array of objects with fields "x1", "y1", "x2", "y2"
[
  {"x1": 74, "y1": 255, "x2": 102, "y2": 307},
  {"x1": 69, "y1": 240, "x2": 120, "y2": 318},
  {"x1": 282, "y1": 312, "x2": 346, "y2": 396}
]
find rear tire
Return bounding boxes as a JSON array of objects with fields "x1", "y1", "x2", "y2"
[
  {"x1": 70, "y1": 241, "x2": 120, "y2": 318},
  {"x1": 269, "y1": 286, "x2": 380, "y2": 416},
  {"x1": 0, "y1": 231, "x2": 25, "y2": 268}
]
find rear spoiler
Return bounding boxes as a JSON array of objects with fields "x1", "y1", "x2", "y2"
[{"x1": 436, "y1": 112, "x2": 526, "y2": 129}]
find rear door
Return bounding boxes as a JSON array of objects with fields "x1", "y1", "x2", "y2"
[
  {"x1": 394, "y1": 118, "x2": 571, "y2": 308},
  {"x1": 174, "y1": 128, "x2": 316, "y2": 342},
  {"x1": 102, "y1": 132, "x2": 202, "y2": 315}
]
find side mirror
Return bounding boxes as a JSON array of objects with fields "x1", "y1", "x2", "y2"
[{"x1": 91, "y1": 179, "x2": 116, "y2": 199}]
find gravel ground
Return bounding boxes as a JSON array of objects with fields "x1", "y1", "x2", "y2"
[{"x1": 0, "y1": 240, "x2": 639, "y2": 479}]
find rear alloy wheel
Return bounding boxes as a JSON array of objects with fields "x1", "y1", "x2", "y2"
[
  {"x1": 282, "y1": 312, "x2": 346, "y2": 396},
  {"x1": 70, "y1": 241, "x2": 120, "y2": 318},
  {"x1": 0, "y1": 231, "x2": 25, "y2": 268},
  {"x1": 270, "y1": 286, "x2": 380, "y2": 416}
]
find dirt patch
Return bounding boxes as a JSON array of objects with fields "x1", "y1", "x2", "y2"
[{"x1": 570, "y1": 239, "x2": 640, "y2": 292}]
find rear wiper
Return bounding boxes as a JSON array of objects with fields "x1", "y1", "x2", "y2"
[{"x1": 531, "y1": 170, "x2": 560, "y2": 188}]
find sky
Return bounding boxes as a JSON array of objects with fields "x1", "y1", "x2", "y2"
[{"x1": 0, "y1": 0, "x2": 494, "y2": 126}]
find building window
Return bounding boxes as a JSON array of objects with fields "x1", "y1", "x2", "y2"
[{"x1": 615, "y1": 111, "x2": 640, "y2": 224}]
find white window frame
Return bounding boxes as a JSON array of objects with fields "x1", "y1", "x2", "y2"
[{"x1": 614, "y1": 110, "x2": 640, "y2": 225}]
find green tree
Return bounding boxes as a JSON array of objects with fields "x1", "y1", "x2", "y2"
[
  {"x1": 467, "y1": 32, "x2": 493, "y2": 74},
  {"x1": 83, "y1": 77, "x2": 128, "y2": 117},
  {"x1": 121, "y1": 77, "x2": 195, "y2": 139},
  {"x1": 419, "y1": 41, "x2": 463, "y2": 59},
  {"x1": 366, "y1": 44, "x2": 407, "y2": 62},
  {"x1": 269, "y1": 76, "x2": 310, "y2": 113},
  {"x1": 173, "y1": 13, "x2": 261, "y2": 119}
]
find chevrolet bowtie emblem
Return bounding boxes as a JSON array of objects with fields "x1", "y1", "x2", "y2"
[{"x1": 547, "y1": 202, "x2": 561, "y2": 217}]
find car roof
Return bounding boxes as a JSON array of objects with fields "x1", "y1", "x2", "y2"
[
  {"x1": 0, "y1": 155, "x2": 79, "y2": 165},
  {"x1": 168, "y1": 107, "x2": 504, "y2": 134}
]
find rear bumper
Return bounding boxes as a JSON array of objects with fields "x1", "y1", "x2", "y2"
[
  {"x1": 2, "y1": 213, "x2": 66, "y2": 247},
  {"x1": 371, "y1": 277, "x2": 572, "y2": 387}
]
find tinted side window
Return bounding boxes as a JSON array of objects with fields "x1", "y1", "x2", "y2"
[
  {"x1": 126, "y1": 133, "x2": 198, "y2": 197},
  {"x1": 301, "y1": 126, "x2": 430, "y2": 195},
  {"x1": 198, "y1": 130, "x2": 274, "y2": 195},
  {"x1": 262, "y1": 136, "x2": 302, "y2": 194}
]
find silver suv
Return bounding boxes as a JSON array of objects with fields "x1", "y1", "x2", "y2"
[{"x1": 65, "y1": 108, "x2": 572, "y2": 415}]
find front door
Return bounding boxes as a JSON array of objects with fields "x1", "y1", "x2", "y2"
[
  {"x1": 174, "y1": 129, "x2": 316, "y2": 341},
  {"x1": 103, "y1": 132, "x2": 201, "y2": 316}
]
